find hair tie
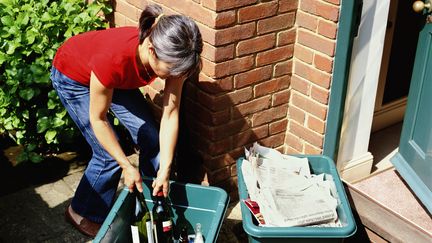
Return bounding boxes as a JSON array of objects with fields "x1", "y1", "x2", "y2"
[{"x1": 155, "y1": 13, "x2": 164, "y2": 24}]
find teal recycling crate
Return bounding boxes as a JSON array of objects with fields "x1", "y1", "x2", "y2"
[
  {"x1": 94, "y1": 177, "x2": 229, "y2": 243},
  {"x1": 237, "y1": 155, "x2": 356, "y2": 243}
]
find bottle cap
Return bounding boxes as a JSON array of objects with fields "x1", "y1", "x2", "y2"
[{"x1": 156, "y1": 191, "x2": 164, "y2": 197}]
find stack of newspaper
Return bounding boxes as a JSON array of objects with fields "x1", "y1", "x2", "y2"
[{"x1": 242, "y1": 143, "x2": 342, "y2": 227}]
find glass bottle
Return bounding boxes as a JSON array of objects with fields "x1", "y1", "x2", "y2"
[
  {"x1": 152, "y1": 191, "x2": 174, "y2": 243},
  {"x1": 132, "y1": 189, "x2": 154, "y2": 243},
  {"x1": 194, "y1": 223, "x2": 204, "y2": 243},
  {"x1": 178, "y1": 226, "x2": 188, "y2": 243}
]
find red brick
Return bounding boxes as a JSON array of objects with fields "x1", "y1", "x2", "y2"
[
  {"x1": 230, "y1": 163, "x2": 237, "y2": 176},
  {"x1": 252, "y1": 104, "x2": 288, "y2": 126},
  {"x1": 237, "y1": 34, "x2": 276, "y2": 56},
  {"x1": 311, "y1": 85, "x2": 330, "y2": 104},
  {"x1": 269, "y1": 118, "x2": 288, "y2": 135},
  {"x1": 215, "y1": 22, "x2": 256, "y2": 45},
  {"x1": 296, "y1": 11, "x2": 318, "y2": 32},
  {"x1": 156, "y1": 0, "x2": 219, "y2": 28},
  {"x1": 294, "y1": 60, "x2": 331, "y2": 89},
  {"x1": 314, "y1": 53, "x2": 333, "y2": 73},
  {"x1": 290, "y1": 121, "x2": 323, "y2": 147},
  {"x1": 279, "y1": 0, "x2": 299, "y2": 13},
  {"x1": 254, "y1": 76, "x2": 289, "y2": 97},
  {"x1": 294, "y1": 44, "x2": 313, "y2": 64},
  {"x1": 202, "y1": 43, "x2": 234, "y2": 62},
  {"x1": 307, "y1": 115, "x2": 326, "y2": 134},
  {"x1": 202, "y1": 55, "x2": 254, "y2": 78},
  {"x1": 232, "y1": 95, "x2": 271, "y2": 118},
  {"x1": 202, "y1": 0, "x2": 257, "y2": 11},
  {"x1": 299, "y1": 0, "x2": 318, "y2": 15},
  {"x1": 184, "y1": 98, "x2": 229, "y2": 125},
  {"x1": 197, "y1": 87, "x2": 252, "y2": 111},
  {"x1": 238, "y1": 1, "x2": 278, "y2": 23},
  {"x1": 304, "y1": 143, "x2": 323, "y2": 154},
  {"x1": 209, "y1": 167, "x2": 231, "y2": 184},
  {"x1": 274, "y1": 60, "x2": 292, "y2": 77},
  {"x1": 215, "y1": 10, "x2": 237, "y2": 28},
  {"x1": 291, "y1": 75, "x2": 310, "y2": 95},
  {"x1": 285, "y1": 132, "x2": 303, "y2": 152},
  {"x1": 203, "y1": 148, "x2": 244, "y2": 171},
  {"x1": 259, "y1": 133, "x2": 285, "y2": 148},
  {"x1": 115, "y1": 0, "x2": 139, "y2": 22},
  {"x1": 323, "y1": 0, "x2": 340, "y2": 5},
  {"x1": 291, "y1": 92, "x2": 328, "y2": 120},
  {"x1": 197, "y1": 73, "x2": 233, "y2": 94},
  {"x1": 277, "y1": 28, "x2": 296, "y2": 46},
  {"x1": 114, "y1": 12, "x2": 127, "y2": 27},
  {"x1": 126, "y1": 0, "x2": 146, "y2": 9},
  {"x1": 210, "y1": 117, "x2": 252, "y2": 141},
  {"x1": 272, "y1": 90, "x2": 290, "y2": 106},
  {"x1": 318, "y1": 19, "x2": 338, "y2": 39},
  {"x1": 316, "y1": 2, "x2": 339, "y2": 22},
  {"x1": 234, "y1": 65, "x2": 273, "y2": 88},
  {"x1": 288, "y1": 105, "x2": 305, "y2": 124},
  {"x1": 257, "y1": 13, "x2": 295, "y2": 35},
  {"x1": 208, "y1": 137, "x2": 233, "y2": 156},
  {"x1": 197, "y1": 23, "x2": 217, "y2": 45},
  {"x1": 286, "y1": 146, "x2": 302, "y2": 154},
  {"x1": 297, "y1": 29, "x2": 335, "y2": 57},
  {"x1": 232, "y1": 125, "x2": 269, "y2": 148},
  {"x1": 256, "y1": 45, "x2": 294, "y2": 67}
]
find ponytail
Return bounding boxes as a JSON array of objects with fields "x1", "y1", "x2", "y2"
[{"x1": 138, "y1": 4, "x2": 163, "y2": 43}]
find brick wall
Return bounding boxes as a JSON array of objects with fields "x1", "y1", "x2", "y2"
[
  {"x1": 111, "y1": 0, "x2": 341, "y2": 198},
  {"x1": 287, "y1": 0, "x2": 339, "y2": 155}
]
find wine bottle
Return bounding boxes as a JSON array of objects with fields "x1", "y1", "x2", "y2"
[
  {"x1": 152, "y1": 191, "x2": 174, "y2": 243},
  {"x1": 132, "y1": 189, "x2": 154, "y2": 243},
  {"x1": 194, "y1": 223, "x2": 204, "y2": 243},
  {"x1": 178, "y1": 226, "x2": 188, "y2": 243}
]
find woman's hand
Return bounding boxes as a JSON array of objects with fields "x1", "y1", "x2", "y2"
[
  {"x1": 152, "y1": 168, "x2": 170, "y2": 197},
  {"x1": 123, "y1": 165, "x2": 143, "y2": 193}
]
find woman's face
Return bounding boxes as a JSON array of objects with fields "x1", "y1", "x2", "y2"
[{"x1": 147, "y1": 43, "x2": 172, "y2": 80}]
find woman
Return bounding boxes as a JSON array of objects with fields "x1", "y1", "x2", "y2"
[{"x1": 50, "y1": 4, "x2": 202, "y2": 237}]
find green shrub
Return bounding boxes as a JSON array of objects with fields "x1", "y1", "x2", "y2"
[{"x1": 0, "y1": 0, "x2": 112, "y2": 163}]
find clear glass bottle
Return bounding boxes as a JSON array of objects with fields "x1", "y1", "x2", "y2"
[{"x1": 194, "y1": 223, "x2": 204, "y2": 243}]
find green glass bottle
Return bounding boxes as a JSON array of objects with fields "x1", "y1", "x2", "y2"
[
  {"x1": 152, "y1": 191, "x2": 174, "y2": 243},
  {"x1": 132, "y1": 189, "x2": 154, "y2": 243}
]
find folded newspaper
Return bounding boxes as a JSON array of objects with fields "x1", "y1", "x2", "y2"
[{"x1": 242, "y1": 143, "x2": 342, "y2": 227}]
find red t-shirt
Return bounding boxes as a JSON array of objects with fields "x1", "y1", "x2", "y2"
[{"x1": 53, "y1": 27, "x2": 153, "y2": 89}]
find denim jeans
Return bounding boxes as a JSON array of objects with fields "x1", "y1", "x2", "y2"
[{"x1": 50, "y1": 67, "x2": 160, "y2": 223}]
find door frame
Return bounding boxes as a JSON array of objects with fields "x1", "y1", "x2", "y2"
[{"x1": 324, "y1": 0, "x2": 392, "y2": 182}]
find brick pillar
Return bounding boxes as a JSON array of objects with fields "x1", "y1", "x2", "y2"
[
  {"x1": 110, "y1": 0, "x2": 344, "y2": 198},
  {"x1": 287, "y1": 0, "x2": 339, "y2": 155}
]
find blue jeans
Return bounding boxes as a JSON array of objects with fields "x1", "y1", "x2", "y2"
[{"x1": 50, "y1": 67, "x2": 160, "y2": 223}]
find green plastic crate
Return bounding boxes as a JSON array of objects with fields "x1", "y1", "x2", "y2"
[
  {"x1": 94, "y1": 177, "x2": 229, "y2": 243},
  {"x1": 237, "y1": 155, "x2": 356, "y2": 243}
]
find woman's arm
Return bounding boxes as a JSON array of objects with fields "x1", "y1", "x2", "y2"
[
  {"x1": 152, "y1": 76, "x2": 185, "y2": 197},
  {"x1": 89, "y1": 71, "x2": 143, "y2": 192}
]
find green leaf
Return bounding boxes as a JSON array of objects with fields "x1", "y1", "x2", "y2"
[
  {"x1": 1, "y1": 15, "x2": 13, "y2": 26},
  {"x1": 52, "y1": 117, "x2": 65, "y2": 128},
  {"x1": 45, "y1": 130, "x2": 57, "y2": 144},
  {"x1": 29, "y1": 152, "x2": 43, "y2": 163},
  {"x1": 37, "y1": 116, "x2": 50, "y2": 133},
  {"x1": 19, "y1": 88, "x2": 35, "y2": 101}
]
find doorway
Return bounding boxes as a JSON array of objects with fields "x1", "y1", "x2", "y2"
[{"x1": 369, "y1": 0, "x2": 424, "y2": 174}]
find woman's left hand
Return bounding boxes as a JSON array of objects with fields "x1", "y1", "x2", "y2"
[{"x1": 152, "y1": 168, "x2": 170, "y2": 197}]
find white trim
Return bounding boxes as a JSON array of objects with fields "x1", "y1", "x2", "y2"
[
  {"x1": 337, "y1": 0, "x2": 391, "y2": 176},
  {"x1": 339, "y1": 152, "x2": 374, "y2": 183}
]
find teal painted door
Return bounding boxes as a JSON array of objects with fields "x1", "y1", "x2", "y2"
[{"x1": 391, "y1": 17, "x2": 432, "y2": 213}]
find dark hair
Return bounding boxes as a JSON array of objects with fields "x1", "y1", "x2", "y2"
[{"x1": 139, "y1": 4, "x2": 203, "y2": 79}]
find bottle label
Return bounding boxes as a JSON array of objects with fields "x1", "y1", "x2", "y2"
[
  {"x1": 162, "y1": 220, "x2": 172, "y2": 232},
  {"x1": 130, "y1": 225, "x2": 140, "y2": 243}
]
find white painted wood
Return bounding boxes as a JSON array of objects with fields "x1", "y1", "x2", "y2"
[{"x1": 337, "y1": 0, "x2": 391, "y2": 177}]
